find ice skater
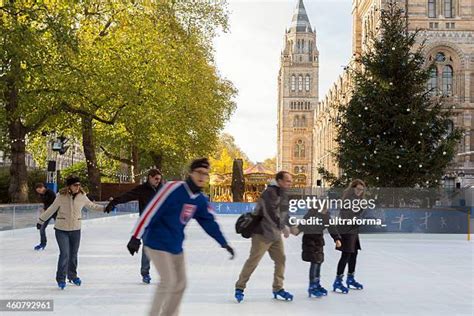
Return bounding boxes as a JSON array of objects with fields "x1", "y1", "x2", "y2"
[
  {"x1": 104, "y1": 168, "x2": 163, "y2": 284},
  {"x1": 34, "y1": 183, "x2": 57, "y2": 250},
  {"x1": 291, "y1": 206, "x2": 342, "y2": 297},
  {"x1": 36, "y1": 175, "x2": 106, "y2": 289},
  {"x1": 126, "y1": 158, "x2": 234, "y2": 316},
  {"x1": 333, "y1": 179, "x2": 366, "y2": 293},
  {"x1": 234, "y1": 171, "x2": 293, "y2": 303}
]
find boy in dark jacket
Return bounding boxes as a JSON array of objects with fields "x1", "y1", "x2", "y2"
[
  {"x1": 34, "y1": 183, "x2": 57, "y2": 250},
  {"x1": 294, "y1": 207, "x2": 341, "y2": 297},
  {"x1": 104, "y1": 169, "x2": 162, "y2": 283}
]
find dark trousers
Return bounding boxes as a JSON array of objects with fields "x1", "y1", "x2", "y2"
[
  {"x1": 55, "y1": 229, "x2": 81, "y2": 283},
  {"x1": 39, "y1": 217, "x2": 53, "y2": 245},
  {"x1": 337, "y1": 251, "x2": 358, "y2": 276},
  {"x1": 141, "y1": 247, "x2": 151, "y2": 277},
  {"x1": 309, "y1": 263, "x2": 321, "y2": 283}
]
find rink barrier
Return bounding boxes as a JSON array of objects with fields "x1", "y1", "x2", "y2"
[
  {"x1": 208, "y1": 202, "x2": 470, "y2": 234},
  {"x1": 0, "y1": 201, "x2": 471, "y2": 234},
  {"x1": 0, "y1": 201, "x2": 137, "y2": 231}
]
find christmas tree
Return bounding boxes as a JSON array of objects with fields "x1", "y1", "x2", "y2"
[{"x1": 319, "y1": 1, "x2": 462, "y2": 188}]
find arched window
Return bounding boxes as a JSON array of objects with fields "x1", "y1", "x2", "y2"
[
  {"x1": 442, "y1": 65, "x2": 453, "y2": 95},
  {"x1": 305, "y1": 75, "x2": 310, "y2": 92},
  {"x1": 428, "y1": 0, "x2": 436, "y2": 18},
  {"x1": 298, "y1": 75, "x2": 303, "y2": 91},
  {"x1": 293, "y1": 115, "x2": 300, "y2": 127},
  {"x1": 294, "y1": 166, "x2": 300, "y2": 174},
  {"x1": 445, "y1": 119, "x2": 454, "y2": 137},
  {"x1": 301, "y1": 115, "x2": 307, "y2": 127},
  {"x1": 444, "y1": 0, "x2": 453, "y2": 18},
  {"x1": 294, "y1": 139, "x2": 305, "y2": 158},
  {"x1": 291, "y1": 75, "x2": 296, "y2": 91},
  {"x1": 428, "y1": 68, "x2": 438, "y2": 94}
]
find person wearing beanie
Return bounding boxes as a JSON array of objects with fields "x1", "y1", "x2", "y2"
[
  {"x1": 104, "y1": 168, "x2": 163, "y2": 284},
  {"x1": 37, "y1": 175, "x2": 106, "y2": 290},
  {"x1": 127, "y1": 158, "x2": 234, "y2": 316}
]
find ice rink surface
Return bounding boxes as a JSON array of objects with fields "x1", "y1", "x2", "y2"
[{"x1": 1, "y1": 214, "x2": 473, "y2": 316}]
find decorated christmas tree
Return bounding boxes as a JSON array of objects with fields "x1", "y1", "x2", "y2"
[{"x1": 319, "y1": 1, "x2": 462, "y2": 188}]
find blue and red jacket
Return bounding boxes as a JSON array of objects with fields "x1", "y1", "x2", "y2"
[{"x1": 131, "y1": 181, "x2": 228, "y2": 254}]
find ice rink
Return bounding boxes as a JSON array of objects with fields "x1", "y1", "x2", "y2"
[{"x1": 1, "y1": 214, "x2": 473, "y2": 316}]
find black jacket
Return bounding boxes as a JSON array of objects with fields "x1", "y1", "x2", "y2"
[
  {"x1": 109, "y1": 182, "x2": 162, "y2": 214},
  {"x1": 336, "y1": 195, "x2": 365, "y2": 253},
  {"x1": 299, "y1": 209, "x2": 340, "y2": 263},
  {"x1": 38, "y1": 188, "x2": 57, "y2": 219}
]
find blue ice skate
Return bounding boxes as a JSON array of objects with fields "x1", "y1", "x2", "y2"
[
  {"x1": 333, "y1": 275, "x2": 349, "y2": 294},
  {"x1": 234, "y1": 289, "x2": 244, "y2": 303},
  {"x1": 34, "y1": 244, "x2": 46, "y2": 251},
  {"x1": 273, "y1": 289, "x2": 293, "y2": 301},
  {"x1": 308, "y1": 282, "x2": 323, "y2": 298},
  {"x1": 68, "y1": 277, "x2": 81, "y2": 286},
  {"x1": 346, "y1": 274, "x2": 363, "y2": 290},
  {"x1": 57, "y1": 281, "x2": 66, "y2": 290},
  {"x1": 142, "y1": 275, "x2": 151, "y2": 284}
]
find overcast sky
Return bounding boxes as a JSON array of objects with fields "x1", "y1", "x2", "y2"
[{"x1": 213, "y1": 0, "x2": 352, "y2": 162}]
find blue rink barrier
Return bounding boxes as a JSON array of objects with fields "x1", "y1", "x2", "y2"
[{"x1": 209, "y1": 203, "x2": 470, "y2": 234}]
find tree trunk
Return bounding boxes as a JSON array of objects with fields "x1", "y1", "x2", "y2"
[
  {"x1": 81, "y1": 115, "x2": 101, "y2": 200},
  {"x1": 232, "y1": 159, "x2": 245, "y2": 202},
  {"x1": 131, "y1": 144, "x2": 140, "y2": 183},
  {"x1": 5, "y1": 73, "x2": 28, "y2": 203}
]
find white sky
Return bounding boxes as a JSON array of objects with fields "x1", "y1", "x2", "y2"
[{"x1": 213, "y1": 0, "x2": 353, "y2": 162}]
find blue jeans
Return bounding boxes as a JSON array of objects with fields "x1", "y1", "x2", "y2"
[
  {"x1": 141, "y1": 247, "x2": 151, "y2": 277},
  {"x1": 55, "y1": 229, "x2": 81, "y2": 283},
  {"x1": 39, "y1": 217, "x2": 53, "y2": 246}
]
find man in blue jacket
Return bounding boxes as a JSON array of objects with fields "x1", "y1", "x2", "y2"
[{"x1": 127, "y1": 158, "x2": 234, "y2": 316}]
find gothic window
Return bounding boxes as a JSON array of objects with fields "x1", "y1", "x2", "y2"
[
  {"x1": 293, "y1": 115, "x2": 300, "y2": 127},
  {"x1": 291, "y1": 75, "x2": 296, "y2": 91},
  {"x1": 305, "y1": 75, "x2": 310, "y2": 92},
  {"x1": 301, "y1": 115, "x2": 307, "y2": 127},
  {"x1": 428, "y1": 0, "x2": 436, "y2": 18},
  {"x1": 298, "y1": 75, "x2": 303, "y2": 91},
  {"x1": 428, "y1": 68, "x2": 438, "y2": 94},
  {"x1": 294, "y1": 166, "x2": 300, "y2": 174},
  {"x1": 442, "y1": 65, "x2": 453, "y2": 95},
  {"x1": 444, "y1": 0, "x2": 453, "y2": 18},
  {"x1": 294, "y1": 139, "x2": 305, "y2": 158}
]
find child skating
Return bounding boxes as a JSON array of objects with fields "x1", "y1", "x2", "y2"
[{"x1": 292, "y1": 206, "x2": 342, "y2": 297}]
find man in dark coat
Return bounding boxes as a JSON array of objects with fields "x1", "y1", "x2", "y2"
[
  {"x1": 104, "y1": 169, "x2": 162, "y2": 283},
  {"x1": 234, "y1": 171, "x2": 294, "y2": 302},
  {"x1": 34, "y1": 183, "x2": 57, "y2": 250}
]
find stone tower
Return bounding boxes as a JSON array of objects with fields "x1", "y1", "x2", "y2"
[{"x1": 277, "y1": 0, "x2": 319, "y2": 186}]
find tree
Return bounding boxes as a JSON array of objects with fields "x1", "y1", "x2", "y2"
[
  {"x1": 210, "y1": 133, "x2": 252, "y2": 174},
  {"x1": 320, "y1": 1, "x2": 462, "y2": 188},
  {"x1": 262, "y1": 157, "x2": 276, "y2": 173},
  {"x1": 1, "y1": 2, "x2": 81, "y2": 202}
]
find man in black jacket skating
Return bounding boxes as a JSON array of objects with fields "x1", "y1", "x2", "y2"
[
  {"x1": 34, "y1": 183, "x2": 57, "y2": 251},
  {"x1": 105, "y1": 169, "x2": 163, "y2": 283}
]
